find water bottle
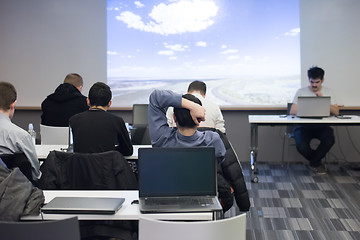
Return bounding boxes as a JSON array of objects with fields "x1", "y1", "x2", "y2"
[{"x1": 28, "y1": 123, "x2": 36, "y2": 145}]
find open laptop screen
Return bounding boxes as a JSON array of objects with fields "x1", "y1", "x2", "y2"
[{"x1": 138, "y1": 147, "x2": 216, "y2": 197}]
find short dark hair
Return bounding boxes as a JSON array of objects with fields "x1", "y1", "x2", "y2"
[
  {"x1": 88, "y1": 82, "x2": 112, "y2": 107},
  {"x1": 187, "y1": 81, "x2": 206, "y2": 95},
  {"x1": 307, "y1": 66, "x2": 325, "y2": 80},
  {"x1": 174, "y1": 94, "x2": 202, "y2": 128},
  {"x1": 64, "y1": 73, "x2": 83, "y2": 88},
  {"x1": 0, "y1": 82, "x2": 17, "y2": 111}
]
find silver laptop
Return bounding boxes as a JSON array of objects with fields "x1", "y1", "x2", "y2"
[
  {"x1": 296, "y1": 96, "x2": 331, "y2": 118},
  {"x1": 41, "y1": 197, "x2": 125, "y2": 214},
  {"x1": 138, "y1": 147, "x2": 223, "y2": 213}
]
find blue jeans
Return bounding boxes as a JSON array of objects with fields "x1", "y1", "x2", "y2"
[{"x1": 293, "y1": 125, "x2": 335, "y2": 167}]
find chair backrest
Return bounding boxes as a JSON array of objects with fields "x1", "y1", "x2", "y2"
[
  {"x1": 40, "y1": 124, "x2": 69, "y2": 145},
  {"x1": 139, "y1": 213, "x2": 246, "y2": 240},
  {"x1": 0, "y1": 217, "x2": 80, "y2": 240}
]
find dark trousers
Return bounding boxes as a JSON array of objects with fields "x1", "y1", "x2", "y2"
[{"x1": 293, "y1": 125, "x2": 335, "y2": 167}]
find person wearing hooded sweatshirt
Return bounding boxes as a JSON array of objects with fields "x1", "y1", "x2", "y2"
[{"x1": 41, "y1": 73, "x2": 88, "y2": 127}]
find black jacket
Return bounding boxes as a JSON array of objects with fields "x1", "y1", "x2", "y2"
[
  {"x1": 199, "y1": 128, "x2": 250, "y2": 212},
  {"x1": 41, "y1": 83, "x2": 88, "y2": 127},
  {"x1": 38, "y1": 150, "x2": 138, "y2": 190}
]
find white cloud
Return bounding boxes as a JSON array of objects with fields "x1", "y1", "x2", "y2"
[
  {"x1": 169, "y1": 56, "x2": 178, "y2": 60},
  {"x1": 158, "y1": 50, "x2": 174, "y2": 56},
  {"x1": 196, "y1": 41, "x2": 207, "y2": 47},
  {"x1": 164, "y1": 43, "x2": 188, "y2": 51},
  {"x1": 220, "y1": 49, "x2": 239, "y2": 55},
  {"x1": 221, "y1": 45, "x2": 227, "y2": 49},
  {"x1": 116, "y1": 0, "x2": 218, "y2": 35},
  {"x1": 227, "y1": 55, "x2": 240, "y2": 60},
  {"x1": 134, "y1": 1, "x2": 145, "y2": 8},
  {"x1": 284, "y1": 28, "x2": 300, "y2": 37}
]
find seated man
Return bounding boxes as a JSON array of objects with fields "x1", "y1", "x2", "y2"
[
  {"x1": 149, "y1": 90, "x2": 236, "y2": 211},
  {"x1": 0, "y1": 82, "x2": 41, "y2": 181},
  {"x1": 166, "y1": 80, "x2": 226, "y2": 133},
  {"x1": 290, "y1": 66, "x2": 339, "y2": 174},
  {"x1": 41, "y1": 73, "x2": 88, "y2": 127},
  {"x1": 149, "y1": 89, "x2": 225, "y2": 163},
  {"x1": 69, "y1": 82, "x2": 133, "y2": 156}
]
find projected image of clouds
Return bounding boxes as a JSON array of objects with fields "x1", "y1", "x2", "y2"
[{"x1": 107, "y1": 0, "x2": 300, "y2": 107}]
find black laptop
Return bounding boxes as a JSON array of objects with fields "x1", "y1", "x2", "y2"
[
  {"x1": 41, "y1": 197, "x2": 125, "y2": 214},
  {"x1": 138, "y1": 147, "x2": 222, "y2": 213}
]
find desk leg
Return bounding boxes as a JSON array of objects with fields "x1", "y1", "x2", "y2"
[{"x1": 250, "y1": 123, "x2": 259, "y2": 183}]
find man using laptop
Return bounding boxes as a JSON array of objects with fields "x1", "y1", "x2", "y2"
[{"x1": 290, "y1": 66, "x2": 339, "y2": 174}]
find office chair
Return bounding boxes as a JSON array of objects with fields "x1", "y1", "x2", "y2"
[
  {"x1": 40, "y1": 124, "x2": 69, "y2": 145},
  {"x1": 0, "y1": 217, "x2": 80, "y2": 240},
  {"x1": 139, "y1": 213, "x2": 247, "y2": 240}
]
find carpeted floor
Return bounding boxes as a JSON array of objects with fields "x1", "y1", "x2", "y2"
[{"x1": 225, "y1": 162, "x2": 360, "y2": 240}]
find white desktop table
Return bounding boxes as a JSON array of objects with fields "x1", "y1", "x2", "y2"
[
  {"x1": 248, "y1": 115, "x2": 360, "y2": 182},
  {"x1": 35, "y1": 145, "x2": 152, "y2": 160},
  {"x1": 21, "y1": 190, "x2": 214, "y2": 221}
]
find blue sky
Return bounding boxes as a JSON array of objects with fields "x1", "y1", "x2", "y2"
[{"x1": 107, "y1": 0, "x2": 300, "y2": 80}]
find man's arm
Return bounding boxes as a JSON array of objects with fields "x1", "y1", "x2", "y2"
[
  {"x1": 148, "y1": 90, "x2": 182, "y2": 144},
  {"x1": 290, "y1": 103, "x2": 297, "y2": 115},
  {"x1": 19, "y1": 134, "x2": 41, "y2": 180},
  {"x1": 330, "y1": 104, "x2": 340, "y2": 116}
]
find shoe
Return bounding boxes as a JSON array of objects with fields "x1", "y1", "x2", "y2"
[{"x1": 309, "y1": 165, "x2": 327, "y2": 175}]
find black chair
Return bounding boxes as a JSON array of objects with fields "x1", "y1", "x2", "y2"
[
  {"x1": 0, "y1": 217, "x2": 80, "y2": 240},
  {"x1": 0, "y1": 152, "x2": 35, "y2": 184}
]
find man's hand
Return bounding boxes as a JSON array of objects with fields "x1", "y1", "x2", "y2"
[
  {"x1": 181, "y1": 97, "x2": 205, "y2": 125},
  {"x1": 315, "y1": 91, "x2": 323, "y2": 97},
  {"x1": 190, "y1": 103, "x2": 205, "y2": 126}
]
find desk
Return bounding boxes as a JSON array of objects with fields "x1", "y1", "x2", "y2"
[
  {"x1": 21, "y1": 190, "x2": 214, "y2": 221},
  {"x1": 35, "y1": 145, "x2": 152, "y2": 160},
  {"x1": 248, "y1": 115, "x2": 360, "y2": 183}
]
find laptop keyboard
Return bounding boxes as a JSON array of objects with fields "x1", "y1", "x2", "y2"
[{"x1": 144, "y1": 197, "x2": 214, "y2": 206}]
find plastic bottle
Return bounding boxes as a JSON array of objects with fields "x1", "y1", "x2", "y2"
[{"x1": 28, "y1": 123, "x2": 36, "y2": 145}]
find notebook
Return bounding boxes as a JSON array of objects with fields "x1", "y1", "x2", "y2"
[
  {"x1": 138, "y1": 147, "x2": 223, "y2": 213},
  {"x1": 296, "y1": 96, "x2": 331, "y2": 118},
  {"x1": 41, "y1": 197, "x2": 125, "y2": 214}
]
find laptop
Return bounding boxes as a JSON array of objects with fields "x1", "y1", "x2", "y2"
[
  {"x1": 138, "y1": 147, "x2": 223, "y2": 213},
  {"x1": 41, "y1": 197, "x2": 125, "y2": 214},
  {"x1": 296, "y1": 96, "x2": 331, "y2": 118}
]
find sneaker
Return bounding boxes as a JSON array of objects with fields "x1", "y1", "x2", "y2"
[{"x1": 309, "y1": 165, "x2": 327, "y2": 175}]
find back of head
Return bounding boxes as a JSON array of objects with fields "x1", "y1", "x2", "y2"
[
  {"x1": 187, "y1": 80, "x2": 206, "y2": 95},
  {"x1": 88, "y1": 82, "x2": 112, "y2": 107},
  {"x1": 0, "y1": 82, "x2": 17, "y2": 111},
  {"x1": 63, "y1": 73, "x2": 83, "y2": 88},
  {"x1": 307, "y1": 66, "x2": 325, "y2": 80},
  {"x1": 174, "y1": 94, "x2": 202, "y2": 128}
]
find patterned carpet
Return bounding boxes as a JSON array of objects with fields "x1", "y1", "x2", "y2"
[{"x1": 225, "y1": 162, "x2": 360, "y2": 240}]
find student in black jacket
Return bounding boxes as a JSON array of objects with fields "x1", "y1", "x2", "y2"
[
  {"x1": 69, "y1": 82, "x2": 133, "y2": 156},
  {"x1": 41, "y1": 73, "x2": 88, "y2": 127}
]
